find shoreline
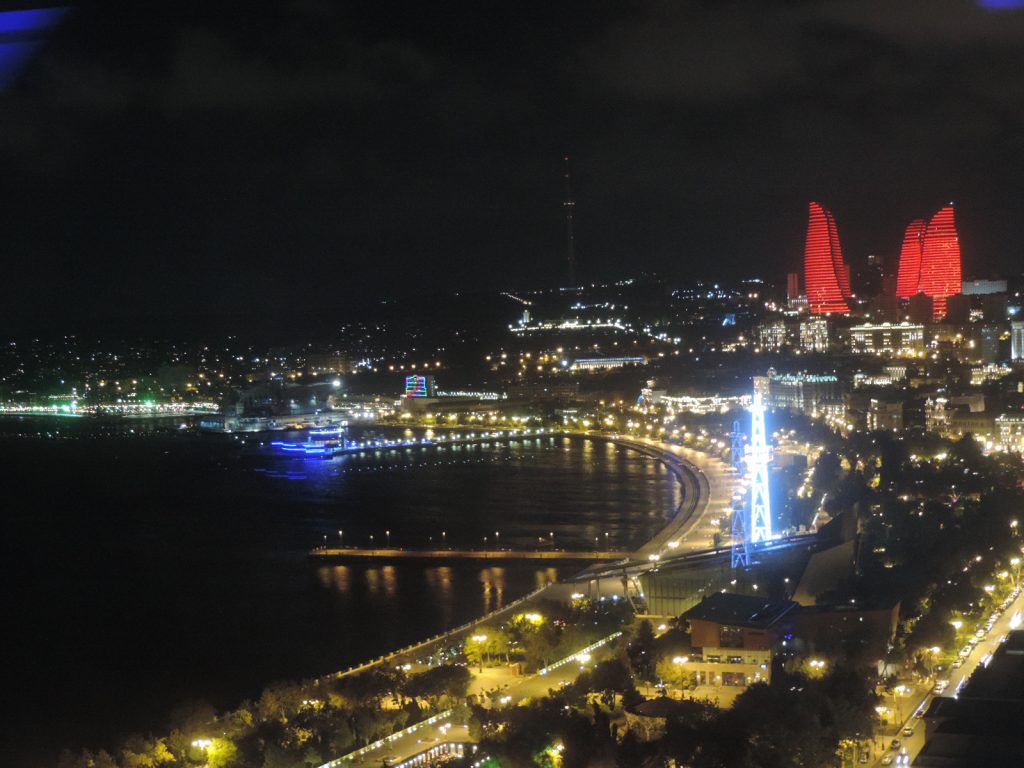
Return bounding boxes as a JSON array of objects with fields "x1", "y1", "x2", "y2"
[{"x1": 315, "y1": 433, "x2": 728, "y2": 681}]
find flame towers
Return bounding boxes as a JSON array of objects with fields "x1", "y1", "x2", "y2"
[
  {"x1": 895, "y1": 218, "x2": 926, "y2": 299},
  {"x1": 895, "y1": 204, "x2": 962, "y2": 320},
  {"x1": 803, "y1": 202, "x2": 851, "y2": 314}
]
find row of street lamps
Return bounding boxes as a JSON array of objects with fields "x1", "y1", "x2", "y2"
[{"x1": 321, "y1": 529, "x2": 615, "y2": 550}]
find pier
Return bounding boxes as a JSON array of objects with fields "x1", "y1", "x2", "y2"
[{"x1": 311, "y1": 547, "x2": 631, "y2": 562}]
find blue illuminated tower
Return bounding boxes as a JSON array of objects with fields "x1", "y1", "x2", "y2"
[
  {"x1": 731, "y1": 503, "x2": 749, "y2": 569},
  {"x1": 730, "y1": 420, "x2": 744, "y2": 471},
  {"x1": 748, "y1": 391, "x2": 773, "y2": 543}
]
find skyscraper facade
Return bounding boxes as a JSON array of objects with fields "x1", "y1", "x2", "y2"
[
  {"x1": 895, "y1": 219, "x2": 926, "y2": 299},
  {"x1": 803, "y1": 202, "x2": 851, "y2": 314},
  {"x1": 895, "y1": 205, "x2": 963, "y2": 320}
]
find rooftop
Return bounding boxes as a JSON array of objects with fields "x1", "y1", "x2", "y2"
[{"x1": 680, "y1": 592, "x2": 798, "y2": 629}]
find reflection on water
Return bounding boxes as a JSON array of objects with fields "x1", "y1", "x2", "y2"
[
  {"x1": 537, "y1": 567, "x2": 559, "y2": 589},
  {"x1": 315, "y1": 562, "x2": 560, "y2": 623},
  {"x1": 0, "y1": 424, "x2": 679, "y2": 765},
  {"x1": 382, "y1": 565, "x2": 397, "y2": 598},
  {"x1": 479, "y1": 566, "x2": 506, "y2": 612}
]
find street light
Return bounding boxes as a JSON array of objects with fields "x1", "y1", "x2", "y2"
[
  {"x1": 442, "y1": 530, "x2": 447, "y2": 548},
  {"x1": 338, "y1": 529, "x2": 343, "y2": 547},
  {"x1": 386, "y1": 529, "x2": 391, "y2": 547}
]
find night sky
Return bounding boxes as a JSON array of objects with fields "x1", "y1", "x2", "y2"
[{"x1": 3, "y1": 0, "x2": 1024, "y2": 330}]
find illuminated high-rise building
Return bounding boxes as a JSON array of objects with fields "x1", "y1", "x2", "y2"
[
  {"x1": 895, "y1": 205, "x2": 962, "y2": 320},
  {"x1": 895, "y1": 219, "x2": 926, "y2": 299},
  {"x1": 920, "y1": 206, "x2": 962, "y2": 319},
  {"x1": 803, "y1": 202, "x2": 851, "y2": 314}
]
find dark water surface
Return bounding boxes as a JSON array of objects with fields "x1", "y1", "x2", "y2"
[{"x1": 0, "y1": 418, "x2": 679, "y2": 766}]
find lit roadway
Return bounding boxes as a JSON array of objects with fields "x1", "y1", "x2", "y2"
[
  {"x1": 604, "y1": 436, "x2": 740, "y2": 560},
  {"x1": 866, "y1": 586, "x2": 1024, "y2": 768}
]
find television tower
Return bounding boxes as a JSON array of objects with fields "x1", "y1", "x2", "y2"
[
  {"x1": 563, "y1": 155, "x2": 576, "y2": 288},
  {"x1": 748, "y1": 391, "x2": 773, "y2": 543}
]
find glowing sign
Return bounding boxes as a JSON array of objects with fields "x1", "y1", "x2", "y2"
[{"x1": 405, "y1": 375, "x2": 428, "y2": 397}]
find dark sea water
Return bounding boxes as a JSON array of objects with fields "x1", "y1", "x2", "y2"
[{"x1": 0, "y1": 418, "x2": 679, "y2": 766}]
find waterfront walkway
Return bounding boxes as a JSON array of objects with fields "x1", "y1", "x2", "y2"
[
  {"x1": 311, "y1": 547, "x2": 631, "y2": 561},
  {"x1": 312, "y1": 436, "x2": 741, "y2": 767}
]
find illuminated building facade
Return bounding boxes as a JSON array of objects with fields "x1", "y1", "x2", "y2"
[
  {"x1": 798, "y1": 318, "x2": 829, "y2": 352},
  {"x1": 1012, "y1": 321, "x2": 1024, "y2": 362},
  {"x1": 754, "y1": 369, "x2": 845, "y2": 420},
  {"x1": 895, "y1": 205, "x2": 963, "y2": 319},
  {"x1": 895, "y1": 219, "x2": 926, "y2": 300},
  {"x1": 803, "y1": 202, "x2": 851, "y2": 314},
  {"x1": 849, "y1": 323, "x2": 925, "y2": 357},
  {"x1": 996, "y1": 415, "x2": 1024, "y2": 453},
  {"x1": 867, "y1": 399, "x2": 903, "y2": 431},
  {"x1": 756, "y1": 319, "x2": 788, "y2": 351},
  {"x1": 404, "y1": 375, "x2": 436, "y2": 397},
  {"x1": 570, "y1": 356, "x2": 646, "y2": 371}
]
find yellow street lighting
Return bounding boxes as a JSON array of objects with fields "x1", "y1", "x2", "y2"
[{"x1": 673, "y1": 656, "x2": 689, "y2": 664}]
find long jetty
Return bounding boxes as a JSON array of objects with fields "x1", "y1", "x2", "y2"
[{"x1": 311, "y1": 547, "x2": 631, "y2": 561}]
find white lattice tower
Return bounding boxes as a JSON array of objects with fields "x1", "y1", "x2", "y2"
[{"x1": 748, "y1": 391, "x2": 773, "y2": 543}]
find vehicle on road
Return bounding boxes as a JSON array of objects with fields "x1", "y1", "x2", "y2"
[
  {"x1": 902, "y1": 726, "x2": 914, "y2": 737},
  {"x1": 952, "y1": 658, "x2": 963, "y2": 668},
  {"x1": 880, "y1": 755, "x2": 893, "y2": 765},
  {"x1": 890, "y1": 739, "x2": 901, "y2": 750}
]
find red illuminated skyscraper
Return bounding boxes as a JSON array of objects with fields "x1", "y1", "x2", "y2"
[
  {"x1": 895, "y1": 205, "x2": 962, "y2": 320},
  {"x1": 919, "y1": 205, "x2": 961, "y2": 319},
  {"x1": 803, "y1": 202, "x2": 851, "y2": 314},
  {"x1": 895, "y1": 219, "x2": 926, "y2": 299}
]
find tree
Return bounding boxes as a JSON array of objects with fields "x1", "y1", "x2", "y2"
[
  {"x1": 588, "y1": 659, "x2": 636, "y2": 705},
  {"x1": 207, "y1": 737, "x2": 239, "y2": 768},
  {"x1": 627, "y1": 620, "x2": 655, "y2": 679},
  {"x1": 405, "y1": 665, "x2": 472, "y2": 708},
  {"x1": 486, "y1": 628, "x2": 512, "y2": 665},
  {"x1": 465, "y1": 635, "x2": 487, "y2": 671},
  {"x1": 120, "y1": 735, "x2": 175, "y2": 768}
]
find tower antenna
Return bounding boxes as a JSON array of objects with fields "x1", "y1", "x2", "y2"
[{"x1": 563, "y1": 155, "x2": 576, "y2": 288}]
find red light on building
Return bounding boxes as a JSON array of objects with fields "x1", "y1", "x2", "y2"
[
  {"x1": 895, "y1": 219, "x2": 926, "y2": 299},
  {"x1": 895, "y1": 206, "x2": 962, "y2": 320},
  {"x1": 803, "y1": 202, "x2": 851, "y2": 314},
  {"x1": 919, "y1": 205, "x2": 961, "y2": 320}
]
